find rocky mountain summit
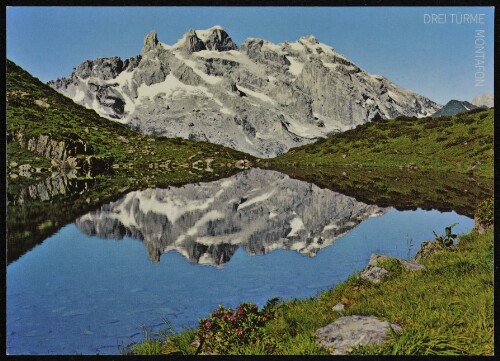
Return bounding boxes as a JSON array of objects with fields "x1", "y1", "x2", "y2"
[
  {"x1": 49, "y1": 26, "x2": 440, "y2": 157},
  {"x1": 432, "y1": 99, "x2": 479, "y2": 117},
  {"x1": 75, "y1": 168, "x2": 386, "y2": 265}
]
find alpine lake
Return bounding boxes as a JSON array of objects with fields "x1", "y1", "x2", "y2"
[{"x1": 6, "y1": 164, "x2": 493, "y2": 354}]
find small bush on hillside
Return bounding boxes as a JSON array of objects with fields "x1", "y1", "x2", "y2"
[
  {"x1": 433, "y1": 223, "x2": 458, "y2": 248},
  {"x1": 445, "y1": 135, "x2": 469, "y2": 147},
  {"x1": 395, "y1": 115, "x2": 418, "y2": 122},
  {"x1": 465, "y1": 108, "x2": 487, "y2": 115},
  {"x1": 195, "y1": 298, "x2": 280, "y2": 354},
  {"x1": 456, "y1": 116, "x2": 476, "y2": 125},
  {"x1": 423, "y1": 120, "x2": 441, "y2": 129},
  {"x1": 475, "y1": 197, "x2": 494, "y2": 229}
]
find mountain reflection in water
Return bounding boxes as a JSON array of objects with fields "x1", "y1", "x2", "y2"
[{"x1": 75, "y1": 169, "x2": 386, "y2": 265}]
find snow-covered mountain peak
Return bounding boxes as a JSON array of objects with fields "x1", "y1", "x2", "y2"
[
  {"x1": 168, "y1": 26, "x2": 237, "y2": 53},
  {"x1": 299, "y1": 34, "x2": 320, "y2": 44},
  {"x1": 195, "y1": 25, "x2": 225, "y2": 41},
  {"x1": 49, "y1": 27, "x2": 441, "y2": 157}
]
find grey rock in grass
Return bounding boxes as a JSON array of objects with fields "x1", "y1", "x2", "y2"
[
  {"x1": 369, "y1": 253, "x2": 425, "y2": 271},
  {"x1": 332, "y1": 303, "x2": 345, "y2": 312},
  {"x1": 399, "y1": 259, "x2": 425, "y2": 271},
  {"x1": 360, "y1": 265, "x2": 388, "y2": 284},
  {"x1": 316, "y1": 315, "x2": 402, "y2": 355},
  {"x1": 413, "y1": 240, "x2": 441, "y2": 262}
]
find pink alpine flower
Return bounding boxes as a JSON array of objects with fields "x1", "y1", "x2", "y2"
[{"x1": 236, "y1": 327, "x2": 244, "y2": 336}]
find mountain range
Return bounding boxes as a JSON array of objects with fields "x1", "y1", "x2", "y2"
[{"x1": 49, "y1": 26, "x2": 440, "y2": 157}]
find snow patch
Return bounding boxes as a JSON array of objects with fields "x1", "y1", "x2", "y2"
[
  {"x1": 174, "y1": 52, "x2": 222, "y2": 85},
  {"x1": 322, "y1": 224, "x2": 338, "y2": 232},
  {"x1": 136, "y1": 73, "x2": 215, "y2": 101},
  {"x1": 237, "y1": 85, "x2": 276, "y2": 105},
  {"x1": 186, "y1": 210, "x2": 224, "y2": 237},
  {"x1": 193, "y1": 50, "x2": 259, "y2": 71},
  {"x1": 287, "y1": 217, "x2": 305, "y2": 237},
  {"x1": 160, "y1": 42, "x2": 173, "y2": 50},
  {"x1": 244, "y1": 134, "x2": 254, "y2": 145},
  {"x1": 287, "y1": 41, "x2": 304, "y2": 52},
  {"x1": 134, "y1": 189, "x2": 217, "y2": 224},
  {"x1": 286, "y1": 57, "x2": 304, "y2": 77},
  {"x1": 195, "y1": 25, "x2": 224, "y2": 42},
  {"x1": 73, "y1": 88, "x2": 86, "y2": 102},
  {"x1": 220, "y1": 106, "x2": 234, "y2": 115},
  {"x1": 238, "y1": 189, "x2": 276, "y2": 210},
  {"x1": 262, "y1": 41, "x2": 284, "y2": 53}
]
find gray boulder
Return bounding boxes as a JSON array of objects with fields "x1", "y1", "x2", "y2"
[
  {"x1": 361, "y1": 253, "x2": 425, "y2": 283},
  {"x1": 316, "y1": 315, "x2": 402, "y2": 355},
  {"x1": 413, "y1": 240, "x2": 441, "y2": 262},
  {"x1": 360, "y1": 266, "x2": 388, "y2": 284},
  {"x1": 368, "y1": 253, "x2": 425, "y2": 272}
]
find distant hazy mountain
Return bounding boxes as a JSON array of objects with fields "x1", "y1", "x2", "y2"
[
  {"x1": 49, "y1": 26, "x2": 440, "y2": 157},
  {"x1": 432, "y1": 100, "x2": 479, "y2": 117},
  {"x1": 471, "y1": 91, "x2": 494, "y2": 108}
]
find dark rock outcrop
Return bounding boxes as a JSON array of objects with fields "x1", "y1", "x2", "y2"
[
  {"x1": 203, "y1": 28, "x2": 238, "y2": 51},
  {"x1": 360, "y1": 253, "x2": 425, "y2": 283},
  {"x1": 183, "y1": 29, "x2": 206, "y2": 54}
]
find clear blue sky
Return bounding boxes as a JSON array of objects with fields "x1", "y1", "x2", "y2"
[{"x1": 7, "y1": 6, "x2": 494, "y2": 105}]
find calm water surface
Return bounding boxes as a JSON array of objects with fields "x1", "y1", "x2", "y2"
[{"x1": 7, "y1": 169, "x2": 474, "y2": 354}]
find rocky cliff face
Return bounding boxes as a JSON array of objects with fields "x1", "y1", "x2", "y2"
[
  {"x1": 14, "y1": 128, "x2": 113, "y2": 173},
  {"x1": 75, "y1": 168, "x2": 386, "y2": 265},
  {"x1": 49, "y1": 26, "x2": 440, "y2": 157}
]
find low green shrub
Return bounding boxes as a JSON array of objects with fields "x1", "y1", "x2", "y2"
[
  {"x1": 432, "y1": 223, "x2": 458, "y2": 248},
  {"x1": 475, "y1": 197, "x2": 494, "y2": 229},
  {"x1": 195, "y1": 298, "x2": 280, "y2": 354}
]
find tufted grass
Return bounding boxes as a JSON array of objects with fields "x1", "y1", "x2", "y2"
[{"x1": 129, "y1": 227, "x2": 493, "y2": 355}]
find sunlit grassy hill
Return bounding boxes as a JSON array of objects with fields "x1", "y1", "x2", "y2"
[{"x1": 270, "y1": 109, "x2": 494, "y2": 178}]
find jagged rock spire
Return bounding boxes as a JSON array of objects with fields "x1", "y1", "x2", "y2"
[
  {"x1": 142, "y1": 30, "x2": 160, "y2": 53},
  {"x1": 203, "y1": 27, "x2": 238, "y2": 51},
  {"x1": 183, "y1": 29, "x2": 206, "y2": 54}
]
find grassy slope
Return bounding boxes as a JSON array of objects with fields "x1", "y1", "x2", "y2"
[
  {"x1": 6, "y1": 59, "x2": 254, "y2": 188},
  {"x1": 269, "y1": 109, "x2": 494, "y2": 178},
  {"x1": 131, "y1": 227, "x2": 494, "y2": 355}
]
